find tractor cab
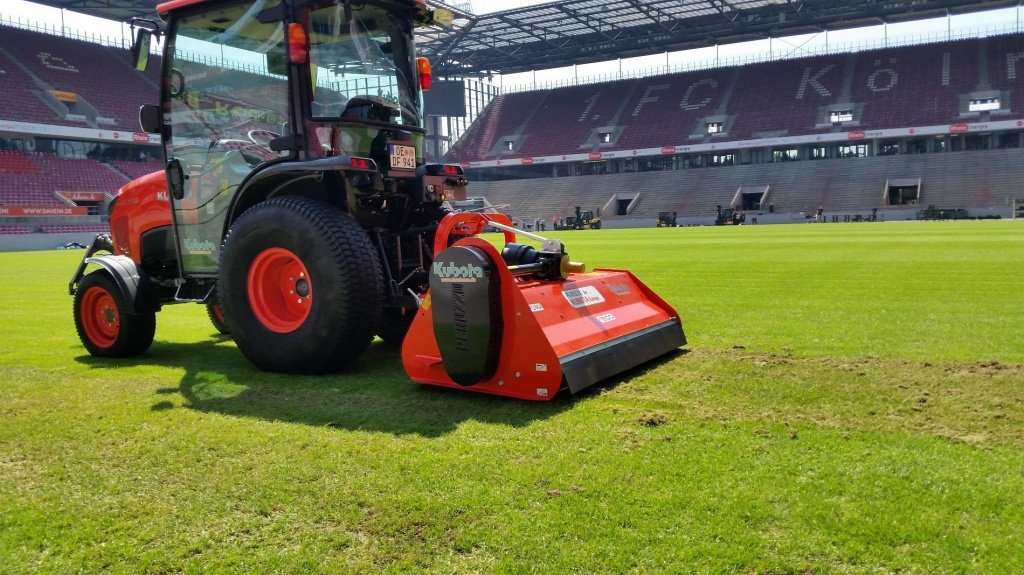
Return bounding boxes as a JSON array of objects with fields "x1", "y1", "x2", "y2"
[{"x1": 132, "y1": 0, "x2": 449, "y2": 276}]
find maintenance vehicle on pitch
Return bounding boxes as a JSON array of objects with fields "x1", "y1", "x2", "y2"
[{"x1": 69, "y1": 0, "x2": 685, "y2": 400}]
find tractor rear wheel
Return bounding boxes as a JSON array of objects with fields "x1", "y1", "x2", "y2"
[
  {"x1": 219, "y1": 196, "x2": 382, "y2": 373},
  {"x1": 73, "y1": 270, "x2": 156, "y2": 357}
]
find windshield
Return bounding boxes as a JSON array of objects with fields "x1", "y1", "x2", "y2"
[{"x1": 307, "y1": 2, "x2": 420, "y2": 126}]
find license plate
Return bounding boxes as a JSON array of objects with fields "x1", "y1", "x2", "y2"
[{"x1": 389, "y1": 144, "x2": 416, "y2": 169}]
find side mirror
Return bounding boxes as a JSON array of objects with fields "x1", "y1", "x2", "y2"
[
  {"x1": 431, "y1": 8, "x2": 454, "y2": 27},
  {"x1": 415, "y1": 6, "x2": 454, "y2": 28},
  {"x1": 166, "y1": 159, "x2": 185, "y2": 201},
  {"x1": 132, "y1": 29, "x2": 152, "y2": 72},
  {"x1": 139, "y1": 104, "x2": 161, "y2": 134}
]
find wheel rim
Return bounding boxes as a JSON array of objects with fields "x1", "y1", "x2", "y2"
[
  {"x1": 247, "y1": 247, "x2": 313, "y2": 333},
  {"x1": 80, "y1": 286, "x2": 119, "y2": 348},
  {"x1": 210, "y1": 303, "x2": 226, "y2": 325}
]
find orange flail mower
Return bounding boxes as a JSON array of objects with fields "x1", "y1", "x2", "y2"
[{"x1": 402, "y1": 212, "x2": 687, "y2": 400}]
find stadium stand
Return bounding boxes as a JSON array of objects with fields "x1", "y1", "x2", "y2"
[
  {"x1": 447, "y1": 35, "x2": 1024, "y2": 162},
  {"x1": 443, "y1": 33, "x2": 1024, "y2": 223},
  {"x1": 1, "y1": 19, "x2": 1021, "y2": 239},
  {"x1": 514, "y1": 80, "x2": 634, "y2": 157},
  {"x1": 0, "y1": 150, "x2": 40, "y2": 175},
  {"x1": 850, "y1": 40, "x2": 979, "y2": 130},
  {"x1": 0, "y1": 49, "x2": 69, "y2": 125},
  {"x1": 465, "y1": 91, "x2": 551, "y2": 158},
  {"x1": 0, "y1": 226, "x2": 32, "y2": 234},
  {"x1": 727, "y1": 54, "x2": 847, "y2": 140},
  {"x1": 33, "y1": 154, "x2": 126, "y2": 189},
  {"x1": 987, "y1": 35, "x2": 1024, "y2": 114},
  {"x1": 37, "y1": 224, "x2": 109, "y2": 233},
  {"x1": 0, "y1": 152, "x2": 126, "y2": 207},
  {"x1": 108, "y1": 160, "x2": 164, "y2": 180},
  {"x1": 616, "y1": 68, "x2": 735, "y2": 149},
  {"x1": 0, "y1": 24, "x2": 158, "y2": 129}
]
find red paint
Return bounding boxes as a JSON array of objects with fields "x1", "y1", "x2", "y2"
[
  {"x1": 404, "y1": 212, "x2": 683, "y2": 401},
  {"x1": 109, "y1": 170, "x2": 170, "y2": 264}
]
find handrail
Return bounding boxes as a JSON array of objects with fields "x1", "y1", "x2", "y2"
[{"x1": 0, "y1": 16, "x2": 130, "y2": 50}]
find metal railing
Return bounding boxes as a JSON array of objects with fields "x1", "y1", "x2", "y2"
[{"x1": 0, "y1": 14, "x2": 131, "y2": 50}]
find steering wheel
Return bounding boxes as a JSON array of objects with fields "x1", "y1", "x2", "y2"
[
  {"x1": 342, "y1": 96, "x2": 399, "y2": 122},
  {"x1": 247, "y1": 129, "x2": 280, "y2": 146},
  {"x1": 168, "y1": 68, "x2": 185, "y2": 98},
  {"x1": 209, "y1": 138, "x2": 277, "y2": 164}
]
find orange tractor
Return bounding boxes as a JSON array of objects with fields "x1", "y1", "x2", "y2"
[{"x1": 69, "y1": 0, "x2": 685, "y2": 400}]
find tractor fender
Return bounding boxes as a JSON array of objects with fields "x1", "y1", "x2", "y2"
[
  {"x1": 227, "y1": 156, "x2": 377, "y2": 226},
  {"x1": 76, "y1": 255, "x2": 158, "y2": 314}
]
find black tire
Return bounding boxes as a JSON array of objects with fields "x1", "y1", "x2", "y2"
[
  {"x1": 206, "y1": 293, "x2": 230, "y2": 335},
  {"x1": 73, "y1": 270, "x2": 156, "y2": 357},
  {"x1": 219, "y1": 196, "x2": 383, "y2": 373}
]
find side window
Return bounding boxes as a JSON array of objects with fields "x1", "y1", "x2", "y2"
[{"x1": 164, "y1": 1, "x2": 288, "y2": 273}]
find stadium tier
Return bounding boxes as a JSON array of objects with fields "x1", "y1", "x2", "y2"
[
  {"x1": 37, "y1": 224, "x2": 109, "y2": 234},
  {"x1": 443, "y1": 33, "x2": 1024, "y2": 223},
  {"x1": 616, "y1": 68, "x2": 736, "y2": 150},
  {"x1": 107, "y1": 160, "x2": 164, "y2": 180},
  {"x1": 727, "y1": 53, "x2": 847, "y2": 141},
  {"x1": 0, "y1": 24, "x2": 159, "y2": 130},
  {"x1": 988, "y1": 35, "x2": 1024, "y2": 114},
  {"x1": 0, "y1": 151, "x2": 128, "y2": 207},
  {"x1": 850, "y1": 40, "x2": 980, "y2": 130},
  {"x1": 0, "y1": 48, "x2": 75, "y2": 126},
  {"x1": 514, "y1": 80, "x2": 634, "y2": 157},
  {"x1": 446, "y1": 35, "x2": 1024, "y2": 162}
]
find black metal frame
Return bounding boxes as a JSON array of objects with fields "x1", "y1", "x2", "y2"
[{"x1": 29, "y1": 0, "x2": 1019, "y2": 76}]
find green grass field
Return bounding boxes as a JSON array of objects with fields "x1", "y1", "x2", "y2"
[{"x1": 1, "y1": 220, "x2": 1022, "y2": 574}]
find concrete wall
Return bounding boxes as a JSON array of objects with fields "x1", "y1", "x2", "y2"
[
  {"x1": 0, "y1": 233, "x2": 100, "y2": 252},
  {"x1": 601, "y1": 206, "x2": 1013, "y2": 229}
]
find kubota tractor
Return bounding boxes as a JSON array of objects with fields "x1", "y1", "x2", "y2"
[{"x1": 70, "y1": 0, "x2": 685, "y2": 400}]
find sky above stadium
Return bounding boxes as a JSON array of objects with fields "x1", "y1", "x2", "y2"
[{"x1": 0, "y1": 0, "x2": 1020, "y2": 88}]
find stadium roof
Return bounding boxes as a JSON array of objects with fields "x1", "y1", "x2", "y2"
[
  {"x1": 28, "y1": 0, "x2": 1021, "y2": 75},
  {"x1": 29, "y1": 0, "x2": 161, "y2": 23}
]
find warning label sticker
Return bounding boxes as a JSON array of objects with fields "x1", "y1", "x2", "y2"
[{"x1": 562, "y1": 286, "x2": 605, "y2": 308}]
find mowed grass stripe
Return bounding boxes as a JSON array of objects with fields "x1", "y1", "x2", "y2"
[
  {"x1": 543, "y1": 221, "x2": 1022, "y2": 362},
  {"x1": 1, "y1": 220, "x2": 1022, "y2": 573}
]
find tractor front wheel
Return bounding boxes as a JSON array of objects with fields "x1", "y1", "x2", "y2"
[
  {"x1": 219, "y1": 196, "x2": 383, "y2": 373},
  {"x1": 73, "y1": 270, "x2": 156, "y2": 357}
]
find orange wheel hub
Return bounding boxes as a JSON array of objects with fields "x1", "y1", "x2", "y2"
[
  {"x1": 247, "y1": 247, "x2": 312, "y2": 333},
  {"x1": 80, "y1": 286, "x2": 119, "y2": 348}
]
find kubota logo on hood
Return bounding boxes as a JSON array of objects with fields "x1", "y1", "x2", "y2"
[{"x1": 433, "y1": 261, "x2": 484, "y2": 283}]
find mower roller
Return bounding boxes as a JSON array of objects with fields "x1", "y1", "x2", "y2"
[{"x1": 402, "y1": 212, "x2": 686, "y2": 400}]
